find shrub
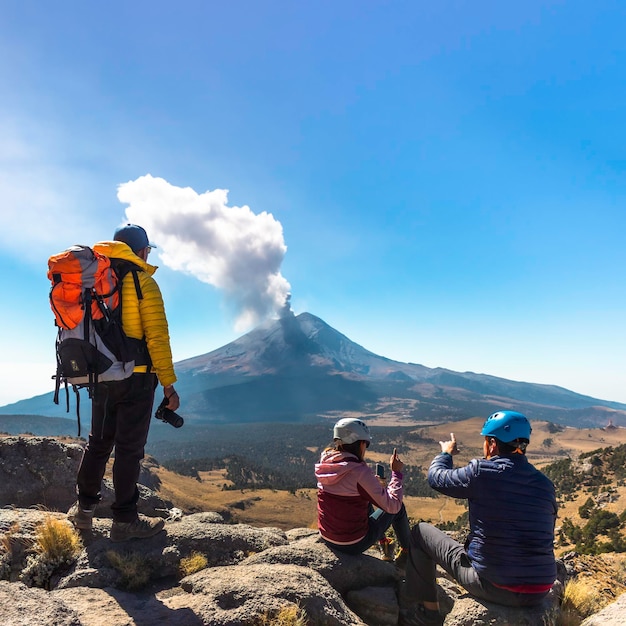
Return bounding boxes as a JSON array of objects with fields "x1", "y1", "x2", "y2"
[
  {"x1": 437, "y1": 510, "x2": 469, "y2": 532},
  {"x1": 546, "y1": 422, "x2": 564, "y2": 434},
  {"x1": 578, "y1": 497, "x2": 595, "y2": 519},
  {"x1": 106, "y1": 550, "x2": 151, "y2": 590}
]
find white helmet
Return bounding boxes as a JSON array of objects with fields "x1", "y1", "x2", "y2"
[{"x1": 333, "y1": 418, "x2": 371, "y2": 445}]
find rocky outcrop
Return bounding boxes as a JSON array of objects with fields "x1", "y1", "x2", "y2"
[
  {"x1": 0, "y1": 436, "x2": 172, "y2": 518},
  {"x1": 1, "y1": 436, "x2": 623, "y2": 625},
  {"x1": 0, "y1": 507, "x2": 367, "y2": 625},
  {"x1": 0, "y1": 437, "x2": 83, "y2": 511},
  {"x1": 0, "y1": 506, "x2": 571, "y2": 626}
]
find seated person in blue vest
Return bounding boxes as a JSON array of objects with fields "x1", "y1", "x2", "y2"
[
  {"x1": 399, "y1": 411, "x2": 557, "y2": 626},
  {"x1": 315, "y1": 417, "x2": 411, "y2": 569}
]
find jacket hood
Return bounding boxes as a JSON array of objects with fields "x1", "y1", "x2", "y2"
[
  {"x1": 93, "y1": 241, "x2": 157, "y2": 276},
  {"x1": 315, "y1": 449, "x2": 362, "y2": 487}
]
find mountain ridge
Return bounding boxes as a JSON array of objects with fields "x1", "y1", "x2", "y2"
[{"x1": 2, "y1": 311, "x2": 625, "y2": 427}]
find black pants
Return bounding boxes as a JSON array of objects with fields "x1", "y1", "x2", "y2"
[
  {"x1": 404, "y1": 522, "x2": 549, "y2": 607},
  {"x1": 76, "y1": 373, "x2": 157, "y2": 522}
]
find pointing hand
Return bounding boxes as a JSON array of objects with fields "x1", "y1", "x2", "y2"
[
  {"x1": 390, "y1": 448, "x2": 404, "y2": 473},
  {"x1": 439, "y1": 433, "x2": 459, "y2": 456}
]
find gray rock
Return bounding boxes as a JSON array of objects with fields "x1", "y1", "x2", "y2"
[
  {"x1": 0, "y1": 437, "x2": 83, "y2": 511},
  {"x1": 346, "y1": 585, "x2": 399, "y2": 626},
  {"x1": 97, "y1": 479, "x2": 174, "y2": 519},
  {"x1": 0, "y1": 437, "x2": 171, "y2": 518},
  {"x1": 57, "y1": 511, "x2": 289, "y2": 589},
  {"x1": 436, "y1": 576, "x2": 560, "y2": 626},
  {"x1": 64, "y1": 567, "x2": 360, "y2": 626},
  {"x1": 53, "y1": 586, "x2": 205, "y2": 626},
  {"x1": 240, "y1": 532, "x2": 398, "y2": 594},
  {"x1": 285, "y1": 527, "x2": 319, "y2": 542},
  {"x1": 580, "y1": 593, "x2": 626, "y2": 625},
  {"x1": 164, "y1": 513, "x2": 288, "y2": 565},
  {"x1": 177, "y1": 563, "x2": 366, "y2": 625},
  {"x1": 0, "y1": 581, "x2": 81, "y2": 625}
]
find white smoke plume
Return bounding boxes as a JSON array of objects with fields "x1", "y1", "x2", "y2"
[{"x1": 117, "y1": 174, "x2": 291, "y2": 331}]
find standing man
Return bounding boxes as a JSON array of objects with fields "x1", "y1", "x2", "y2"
[
  {"x1": 68, "y1": 224, "x2": 180, "y2": 542},
  {"x1": 399, "y1": 411, "x2": 557, "y2": 626}
]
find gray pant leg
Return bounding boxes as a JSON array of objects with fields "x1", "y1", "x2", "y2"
[
  {"x1": 404, "y1": 522, "x2": 480, "y2": 604},
  {"x1": 405, "y1": 522, "x2": 548, "y2": 607}
]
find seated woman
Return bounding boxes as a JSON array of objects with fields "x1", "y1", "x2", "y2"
[{"x1": 315, "y1": 417, "x2": 410, "y2": 568}]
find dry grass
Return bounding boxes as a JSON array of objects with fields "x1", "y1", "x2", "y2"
[
  {"x1": 156, "y1": 466, "x2": 321, "y2": 530},
  {"x1": 35, "y1": 516, "x2": 82, "y2": 561},
  {"x1": 179, "y1": 551, "x2": 208, "y2": 577},
  {"x1": 1, "y1": 521, "x2": 19, "y2": 553},
  {"x1": 253, "y1": 604, "x2": 308, "y2": 626},
  {"x1": 558, "y1": 578, "x2": 605, "y2": 625}
]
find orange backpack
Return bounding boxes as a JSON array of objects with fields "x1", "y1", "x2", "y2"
[
  {"x1": 48, "y1": 246, "x2": 119, "y2": 331},
  {"x1": 47, "y1": 245, "x2": 147, "y2": 433}
]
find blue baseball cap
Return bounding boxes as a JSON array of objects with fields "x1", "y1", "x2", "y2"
[{"x1": 113, "y1": 224, "x2": 156, "y2": 252}]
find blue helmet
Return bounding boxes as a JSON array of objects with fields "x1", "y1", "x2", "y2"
[{"x1": 480, "y1": 411, "x2": 531, "y2": 443}]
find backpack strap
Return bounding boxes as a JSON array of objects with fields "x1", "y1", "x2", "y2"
[
  {"x1": 74, "y1": 386, "x2": 82, "y2": 437},
  {"x1": 126, "y1": 267, "x2": 152, "y2": 373},
  {"x1": 130, "y1": 268, "x2": 143, "y2": 300}
]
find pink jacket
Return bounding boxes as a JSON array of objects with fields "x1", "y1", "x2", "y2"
[{"x1": 315, "y1": 449, "x2": 404, "y2": 545}]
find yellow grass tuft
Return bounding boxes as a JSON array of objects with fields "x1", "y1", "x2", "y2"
[
  {"x1": 35, "y1": 516, "x2": 82, "y2": 561},
  {"x1": 558, "y1": 578, "x2": 604, "y2": 625},
  {"x1": 179, "y1": 551, "x2": 208, "y2": 577},
  {"x1": 254, "y1": 604, "x2": 308, "y2": 626}
]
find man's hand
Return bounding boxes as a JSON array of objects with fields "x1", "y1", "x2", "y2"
[
  {"x1": 164, "y1": 385, "x2": 180, "y2": 411},
  {"x1": 390, "y1": 447, "x2": 404, "y2": 473},
  {"x1": 439, "y1": 433, "x2": 460, "y2": 456}
]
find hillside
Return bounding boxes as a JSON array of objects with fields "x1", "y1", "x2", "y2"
[
  {"x1": 3, "y1": 311, "x2": 626, "y2": 429},
  {"x1": 146, "y1": 418, "x2": 626, "y2": 536}
]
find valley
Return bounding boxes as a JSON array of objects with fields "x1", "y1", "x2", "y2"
[{"x1": 148, "y1": 416, "x2": 626, "y2": 552}]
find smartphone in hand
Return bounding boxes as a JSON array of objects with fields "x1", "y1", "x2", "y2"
[{"x1": 375, "y1": 463, "x2": 385, "y2": 479}]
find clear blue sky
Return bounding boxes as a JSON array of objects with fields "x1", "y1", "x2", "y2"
[{"x1": 2, "y1": 1, "x2": 626, "y2": 407}]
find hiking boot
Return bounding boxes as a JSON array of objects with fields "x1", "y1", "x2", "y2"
[
  {"x1": 110, "y1": 514, "x2": 165, "y2": 542},
  {"x1": 398, "y1": 604, "x2": 444, "y2": 626},
  {"x1": 378, "y1": 537, "x2": 394, "y2": 561},
  {"x1": 394, "y1": 547, "x2": 409, "y2": 576},
  {"x1": 67, "y1": 501, "x2": 96, "y2": 530}
]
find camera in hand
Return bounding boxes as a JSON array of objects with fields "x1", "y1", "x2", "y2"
[{"x1": 155, "y1": 396, "x2": 184, "y2": 428}]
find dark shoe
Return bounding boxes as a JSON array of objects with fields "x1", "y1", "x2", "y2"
[
  {"x1": 398, "y1": 604, "x2": 444, "y2": 626},
  {"x1": 110, "y1": 514, "x2": 165, "y2": 542},
  {"x1": 67, "y1": 501, "x2": 96, "y2": 530}
]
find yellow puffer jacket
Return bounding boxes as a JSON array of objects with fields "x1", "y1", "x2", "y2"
[{"x1": 93, "y1": 241, "x2": 177, "y2": 387}]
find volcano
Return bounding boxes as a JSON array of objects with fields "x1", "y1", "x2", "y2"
[{"x1": 164, "y1": 311, "x2": 626, "y2": 427}]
